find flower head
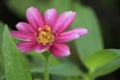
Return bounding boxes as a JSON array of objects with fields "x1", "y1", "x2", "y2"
[{"x1": 11, "y1": 7, "x2": 88, "y2": 57}]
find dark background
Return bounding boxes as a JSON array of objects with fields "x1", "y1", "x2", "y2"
[{"x1": 0, "y1": 0, "x2": 120, "y2": 80}]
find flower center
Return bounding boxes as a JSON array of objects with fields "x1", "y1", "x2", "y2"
[{"x1": 37, "y1": 25, "x2": 54, "y2": 45}]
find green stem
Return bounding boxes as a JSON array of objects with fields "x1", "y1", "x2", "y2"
[
  {"x1": 43, "y1": 51, "x2": 51, "y2": 80},
  {"x1": 44, "y1": 57, "x2": 49, "y2": 80}
]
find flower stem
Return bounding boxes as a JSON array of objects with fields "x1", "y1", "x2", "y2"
[
  {"x1": 43, "y1": 51, "x2": 50, "y2": 80},
  {"x1": 44, "y1": 57, "x2": 49, "y2": 80}
]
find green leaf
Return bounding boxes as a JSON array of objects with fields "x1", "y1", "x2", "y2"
[
  {"x1": 31, "y1": 62, "x2": 83, "y2": 77},
  {"x1": 93, "y1": 49, "x2": 120, "y2": 78},
  {"x1": 94, "y1": 58, "x2": 120, "y2": 78},
  {"x1": 85, "y1": 49, "x2": 120, "y2": 74},
  {"x1": 6, "y1": 0, "x2": 51, "y2": 17},
  {"x1": 2, "y1": 25, "x2": 32, "y2": 80},
  {"x1": 0, "y1": 22, "x2": 5, "y2": 78},
  {"x1": 50, "y1": 0, "x2": 71, "y2": 13},
  {"x1": 71, "y1": 3, "x2": 104, "y2": 63},
  {"x1": 49, "y1": 62, "x2": 83, "y2": 76},
  {"x1": 7, "y1": 0, "x2": 72, "y2": 17}
]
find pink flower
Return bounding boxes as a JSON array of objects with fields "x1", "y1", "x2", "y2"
[{"x1": 11, "y1": 7, "x2": 88, "y2": 57}]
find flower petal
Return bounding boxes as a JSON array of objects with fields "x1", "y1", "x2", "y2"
[
  {"x1": 17, "y1": 41, "x2": 49, "y2": 53},
  {"x1": 16, "y1": 22, "x2": 36, "y2": 33},
  {"x1": 17, "y1": 41, "x2": 37, "y2": 52},
  {"x1": 44, "y1": 8, "x2": 58, "y2": 27},
  {"x1": 11, "y1": 31, "x2": 35, "y2": 41},
  {"x1": 50, "y1": 43, "x2": 70, "y2": 57},
  {"x1": 35, "y1": 44, "x2": 50, "y2": 53},
  {"x1": 53, "y1": 11, "x2": 76, "y2": 34},
  {"x1": 26, "y1": 7, "x2": 44, "y2": 30},
  {"x1": 55, "y1": 28, "x2": 88, "y2": 42}
]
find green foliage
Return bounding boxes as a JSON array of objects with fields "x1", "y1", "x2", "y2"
[
  {"x1": 50, "y1": 0, "x2": 71, "y2": 13},
  {"x1": 6, "y1": 0, "x2": 72, "y2": 17},
  {"x1": 30, "y1": 52, "x2": 83, "y2": 79},
  {"x1": 84, "y1": 49, "x2": 120, "y2": 79},
  {"x1": 73, "y1": 49, "x2": 120, "y2": 80},
  {"x1": 49, "y1": 62, "x2": 83, "y2": 76},
  {"x1": 94, "y1": 58, "x2": 120, "y2": 78},
  {"x1": 85, "y1": 49, "x2": 119, "y2": 71},
  {"x1": 31, "y1": 62, "x2": 82, "y2": 76},
  {"x1": 28, "y1": 52, "x2": 60, "y2": 67},
  {"x1": 2, "y1": 26, "x2": 32, "y2": 80},
  {"x1": 71, "y1": 3, "x2": 104, "y2": 64},
  {"x1": 70, "y1": 3, "x2": 120, "y2": 80},
  {"x1": 93, "y1": 50, "x2": 120, "y2": 78},
  {"x1": 6, "y1": 0, "x2": 50, "y2": 17},
  {"x1": 0, "y1": 22, "x2": 5, "y2": 79}
]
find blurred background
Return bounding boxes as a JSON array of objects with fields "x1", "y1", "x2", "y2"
[{"x1": 0, "y1": 0, "x2": 120, "y2": 80}]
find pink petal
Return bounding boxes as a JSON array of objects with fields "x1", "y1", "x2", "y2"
[
  {"x1": 17, "y1": 41, "x2": 37, "y2": 52},
  {"x1": 55, "y1": 28, "x2": 88, "y2": 42},
  {"x1": 53, "y1": 11, "x2": 76, "y2": 34},
  {"x1": 11, "y1": 31, "x2": 35, "y2": 41},
  {"x1": 26, "y1": 7, "x2": 44, "y2": 30},
  {"x1": 17, "y1": 41, "x2": 50, "y2": 53},
  {"x1": 35, "y1": 44, "x2": 50, "y2": 53},
  {"x1": 44, "y1": 8, "x2": 58, "y2": 27},
  {"x1": 16, "y1": 22, "x2": 36, "y2": 34},
  {"x1": 50, "y1": 43, "x2": 70, "y2": 57}
]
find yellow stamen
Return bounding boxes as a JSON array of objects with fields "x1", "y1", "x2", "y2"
[{"x1": 37, "y1": 25, "x2": 54, "y2": 45}]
